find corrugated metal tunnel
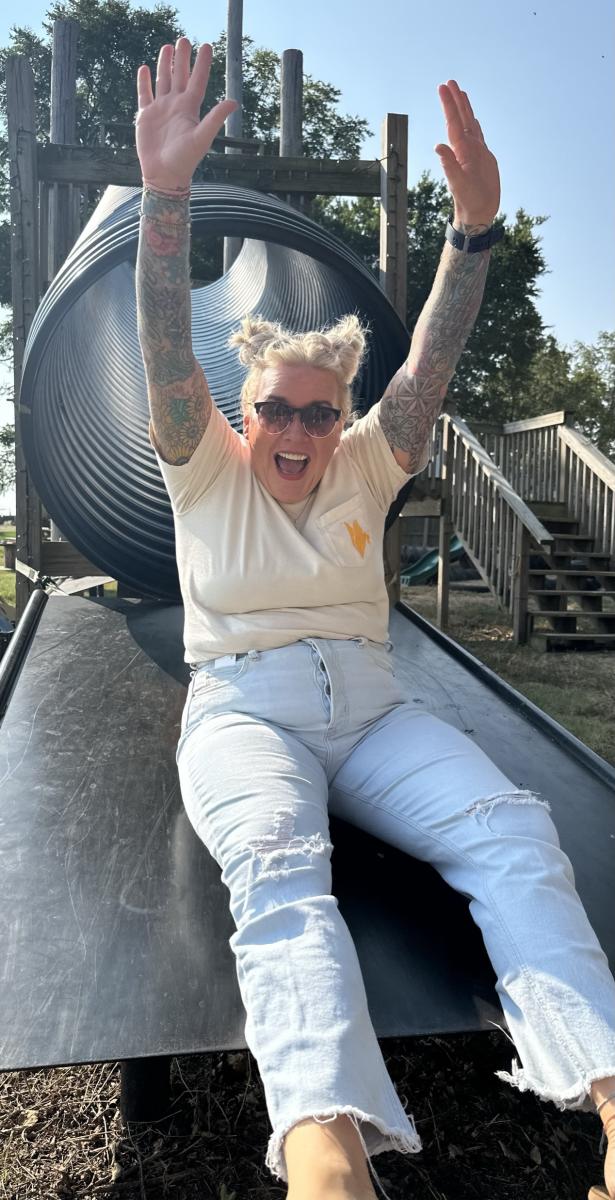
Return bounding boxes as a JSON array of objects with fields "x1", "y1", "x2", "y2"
[{"x1": 20, "y1": 183, "x2": 410, "y2": 600}]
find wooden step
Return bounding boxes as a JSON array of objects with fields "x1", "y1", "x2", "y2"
[
  {"x1": 551, "y1": 533, "x2": 596, "y2": 543},
  {"x1": 550, "y1": 551, "x2": 610, "y2": 562},
  {"x1": 530, "y1": 632, "x2": 615, "y2": 651},
  {"x1": 528, "y1": 610, "x2": 615, "y2": 619},
  {"x1": 529, "y1": 502, "x2": 569, "y2": 516},
  {"x1": 528, "y1": 589, "x2": 615, "y2": 597},
  {"x1": 529, "y1": 569, "x2": 615, "y2": 578},
  {"x1": 543, "y1": 520, "x2": 580, "y2": 531}
]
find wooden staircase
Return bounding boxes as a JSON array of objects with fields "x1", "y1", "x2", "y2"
[{"x1": 526, "y1": 503, "x2": 615, "y2": 651}]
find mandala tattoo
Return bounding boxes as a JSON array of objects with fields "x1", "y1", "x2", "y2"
[{"x1": 380, "y1": 230, "x2": 491, "y2": 473}]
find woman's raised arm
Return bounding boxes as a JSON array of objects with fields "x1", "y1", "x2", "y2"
[
  {"x1": 135, "y1": 38, "x2": 238, "y2": 464},
  {"x1": 380, "y1": 79, "x2": 501, "y2": 474}
]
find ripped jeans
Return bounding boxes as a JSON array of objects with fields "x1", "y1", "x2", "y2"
[{"x1": 176, "y1": 637, "x2": 615, "y2": 1187}]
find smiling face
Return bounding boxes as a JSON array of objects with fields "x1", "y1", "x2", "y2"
[{"x1": 242, "y1": 364, "x2": 344, "y2": 503}]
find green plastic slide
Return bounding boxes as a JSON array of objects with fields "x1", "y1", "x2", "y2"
[{"x1": 400, "y1": 535, "x2": 464, "y2": 586}]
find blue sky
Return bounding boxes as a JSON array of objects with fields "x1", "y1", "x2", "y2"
[{"x1": 1, "y1": 0, "x2": 614, "y2": 506}]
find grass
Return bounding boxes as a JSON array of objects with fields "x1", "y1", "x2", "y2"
[{"x1": 402, "y1": 584, "x2": 615, "y2": 766}]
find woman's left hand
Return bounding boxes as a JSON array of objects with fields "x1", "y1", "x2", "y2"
[{"x1": 434, "y1": 80, "x2": 501, "y2": 229}]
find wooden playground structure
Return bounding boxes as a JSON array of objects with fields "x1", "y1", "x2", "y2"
[
  {"x1": 5, "y1": 17, "x2": 615, "y2": 648},
  {"x1": 2, "y1": 10, "x2": 614, "y2": 1161}
]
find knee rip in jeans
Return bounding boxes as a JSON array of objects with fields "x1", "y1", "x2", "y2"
[
  {"x1": 465, "y1": 790, "x2": 551, "y2": 829},
  {"x1": 246, "y1": 806, "x2": 333, "y2": 884}
]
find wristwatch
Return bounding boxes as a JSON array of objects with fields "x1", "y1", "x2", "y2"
[{"x1": 445, "y1": 216, "x2": 504, "y2": 253}]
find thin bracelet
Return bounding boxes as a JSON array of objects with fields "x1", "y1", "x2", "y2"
[{"x1": 596, "y1": 1090, "x2": 615, "y2": 1114}]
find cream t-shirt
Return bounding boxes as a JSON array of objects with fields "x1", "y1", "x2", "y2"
[{"x1": 151, "y1": 401, "x2": 429, "y2": 663}]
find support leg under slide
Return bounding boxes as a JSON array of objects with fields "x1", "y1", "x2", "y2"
[{"x1": 120, "y1": 1056, "x2": 173, "y2": 1126}]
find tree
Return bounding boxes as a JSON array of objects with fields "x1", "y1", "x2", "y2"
[
  {"x1": 567, "y1": 332, "x2": 615, "y2": 457},
  {"x1": 314, "y1": 179, "x2": 549, "y2": 423},
  {"x1": 0, "y1": 0, "x2": 370, "y2": 302},
  {"x1": 0, "y1": 424, "x2": 15, "y2": 497}
]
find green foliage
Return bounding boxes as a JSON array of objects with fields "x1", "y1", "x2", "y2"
[
  {"x1": 567, "y1": 332, "x2": 615, "y2": 456},
  {"x1": 0, "y1": 3, "x2": 370, "y2": 295},
  {"x1": 315, "y1": 178, "x2": 550, "y2": 424},
  {"x1": 0, "y1": 0, "x2": 611, "y2": 461},
  {"x1": 0, "y1": 423, "x2": 15, "y2": 495}
]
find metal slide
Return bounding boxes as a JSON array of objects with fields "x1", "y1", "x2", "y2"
[{"x1": 0, "y1": 594, "x2": 612, "y2": 1075}]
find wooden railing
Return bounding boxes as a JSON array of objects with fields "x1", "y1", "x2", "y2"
[
  {"x1": 477, "y1": 411, "x2": 573, "y2": 504},
  {"x1": 437, "y1": 414, "x2": 553, "y2": 640},
  {"x1": 557, "y1": 425, "x2": 615, "y2": 560}
]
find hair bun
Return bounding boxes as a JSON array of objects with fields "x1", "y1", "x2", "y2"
[{"x1": 228, "y1": 316, "x2": 284, "y2": 366}]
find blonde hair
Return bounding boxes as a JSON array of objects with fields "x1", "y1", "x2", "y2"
[{"x1": 229, "y1": 313, "x2": 367, "y2": 418}]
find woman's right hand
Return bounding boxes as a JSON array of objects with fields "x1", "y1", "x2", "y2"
[{"x1": 136, "y1": 37, "x2": 239, "y2": 195}]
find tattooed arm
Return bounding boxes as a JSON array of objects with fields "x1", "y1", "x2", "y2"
[
  {"x1": 380, "y1": 224, "x2": 491, "y2": 473},
  {"x1": 134, "y1": 38, "x2": 237, "y2": 464},
  {"x1": 137, "y1": 189, "x2": 211, "y2": 465},
  {"x1": 381, "y1": 77, "x2": 501, "y2": 473}
]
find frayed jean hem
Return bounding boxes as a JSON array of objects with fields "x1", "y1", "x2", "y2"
[
  {"x1": 497, "y1": 1059, "x2": 615, "y2": 1113},
  {"x1": 265, "y1": 1105, "x2": 422, "y2": 1195}
]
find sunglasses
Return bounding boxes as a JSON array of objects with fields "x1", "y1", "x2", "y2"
[{"x1": 253, "y1": 400, "x2": 342, "y2": 438}]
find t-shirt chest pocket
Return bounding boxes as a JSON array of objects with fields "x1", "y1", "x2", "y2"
[{"x1": 316, "y1": 494, "x2": 375, "y2": 567}]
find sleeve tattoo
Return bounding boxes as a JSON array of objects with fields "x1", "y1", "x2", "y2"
[
  {"x1": 136, "y1": 189, "x2": 211, "y2": 465},
  {"x1": 379, "y1": 224, "x2": 492, "y2": 473}
]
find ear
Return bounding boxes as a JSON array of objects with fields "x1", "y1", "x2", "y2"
[{"x1": 243, "y1": 410, "x2": 251, "y2": 440}]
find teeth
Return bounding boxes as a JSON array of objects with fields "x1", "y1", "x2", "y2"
[{"x1": 278, "y1": 452, "x2": 308, "y2": 461}]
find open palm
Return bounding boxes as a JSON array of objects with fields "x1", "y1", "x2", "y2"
[
  {"x1": 136, "y1": 37, "x2": 238, "y2": 194},
  {"x1": 435, "y1": 80, "x2": 500, "y2": 228}
]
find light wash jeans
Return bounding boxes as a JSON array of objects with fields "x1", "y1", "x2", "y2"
[{"x1": 176, "y1": 636, "x2": 615, "y2": 1190}]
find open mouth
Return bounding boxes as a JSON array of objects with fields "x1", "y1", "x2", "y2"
[{"x1": 274, "y1": 452, "x2": 310, "y2": 480}]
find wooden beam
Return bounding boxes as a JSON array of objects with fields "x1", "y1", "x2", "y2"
[
  {"x1": 436, "y1": 417, "x2": 452, "y2": 630},
  {"x1": 511, "y1": 523, "x2": 530, "y2": 644},
  {"x1": 503, "y1": 410, "x2": 575, "y2": 434},
  {"x1": 280, "y1": 50, "x2": 303, "y2": 157},
  {"x1": 49, "y1": 19, "x2": 80, "y2": 278},
  {"x1": 40, "y1": 542, "x2": 103, "y2": 578},
  {"x1": 223, "y1": 0, "x2": 243, "y2": 272},
  {"x1": 379, "y1": 113, "x2": 408, "y2": 321},
  {"x1": 6, "y1": 55, "x2": 42, "y2": 618},
  {"x1": 37, "y1": 144, "x2": 383, "y2": 194},
  {"x1": 48, "y1": 18, "x2": 79, "y2": 543}
]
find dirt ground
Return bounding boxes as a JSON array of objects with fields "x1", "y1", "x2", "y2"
[
  {"x1": 1, "y1": 585, "x2": 612, "y2": 1199},
  {"x1": 0, "y1": 1035, "x2": 606, "y2": 1200}
]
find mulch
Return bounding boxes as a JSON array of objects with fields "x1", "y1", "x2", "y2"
[{"x1": 0, "y1": 1031, "x2": 604, "y2": 1199}]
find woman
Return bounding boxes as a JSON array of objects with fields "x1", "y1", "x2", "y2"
[{"x1": 135, "y1": 37, "x2": 615, "y2": 1200}]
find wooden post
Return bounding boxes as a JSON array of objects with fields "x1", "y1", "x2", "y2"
[
  {"x1": 6, "y1": 56, "x2": 42, "y2": 617},
  {"x1": 223, "y1": 0, "x2": 243, "y2": 272},
  {"x1": 379, "y1": 113, "x2": 408, "y2": 320},
  {"x1": 49, "y1": 19, "x2": 80, "y2": 278},
  {"x1": 380, "y1": 113, "x2": 408, "y2": 604},
  {"x1": 49, "y1": 18, "x2": 79, "y2": 541},
  {"x1": 437, "y1": 416, "x2": 452, "y2": 630},
  {"x1": 511, "y1": 522, "x2": 530, "y2": 644},
  {"x1": 280, "y1": 49, "x2": 304, "y2": 211}
]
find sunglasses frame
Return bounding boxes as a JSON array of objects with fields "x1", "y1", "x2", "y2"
[{"x1": 253, "y1": 400, "x2": 343, "y2": 439}]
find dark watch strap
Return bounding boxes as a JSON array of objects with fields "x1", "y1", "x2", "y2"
[{"x1": 445, "y1": 217, "x2": 504, "y2": 253}]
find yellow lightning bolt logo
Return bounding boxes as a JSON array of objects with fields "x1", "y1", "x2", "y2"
[{"x1": 344, "y1": 520, "x2": 371, "y2": 558}]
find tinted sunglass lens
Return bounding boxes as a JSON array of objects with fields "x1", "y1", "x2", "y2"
[
  {"x1": 303, "y1": 407, "x2": 337, "y2": 436},
  {"x1": 259, "y1": 403, "x2": 292, "y2": 431}
]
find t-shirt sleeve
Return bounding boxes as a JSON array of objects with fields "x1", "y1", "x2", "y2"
[
  {"x1": 149, "y1": 401, "x2": 242, "y2": 515},
  {"x1": 341, "y1": 401, "x2": 431, "y2": 511}
]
